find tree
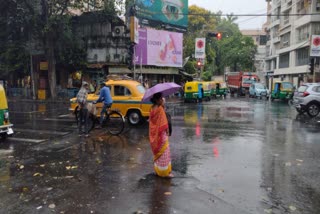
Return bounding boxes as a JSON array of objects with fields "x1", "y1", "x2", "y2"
[
  {"x1": 214, "y1": 16, "x2": 257, "y2": 73},
  {"x1": 184, "y1": 5, "x2": 218, "y2": 76},
  {"x1": 1, "y1": 0, "x2": 125, "y2": 98},
  {"x1": 0, "y1": 0, "x2": 31, "y2": 78}
]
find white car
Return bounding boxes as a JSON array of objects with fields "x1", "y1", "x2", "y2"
[{"x1": 293, "y1": 83, "x2": 320, "y2": 117}]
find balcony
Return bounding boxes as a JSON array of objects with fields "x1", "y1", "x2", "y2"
[
  {"x1": 270, "y1": 19, "x2": 280, "y2": 28},
  {"x1": 273, "y1": 36, "x2": 281, "y2": 43},
  {"x1": 295, "y1": 14, "x2": 320, "y2": 28},
  {"x1": 281, "y1": 2, "x2": 292, "y2": 13}
]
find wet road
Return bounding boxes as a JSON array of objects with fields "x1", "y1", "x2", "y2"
[{"x1": 0, "y1": 97, "x2": 319, "y2": 214}]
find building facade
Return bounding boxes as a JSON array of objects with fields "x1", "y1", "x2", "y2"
[
  {"x1": 241, "y1": 29, "x2": 267, "y2": 83},
  {"x1": 265, "y1": 0, "x2": 320, "y2": 89}
]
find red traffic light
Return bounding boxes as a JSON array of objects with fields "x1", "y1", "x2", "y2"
[{"x1": 217, "y1": 32, "x2": 222, "y2": 40}]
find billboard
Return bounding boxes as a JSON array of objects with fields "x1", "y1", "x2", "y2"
[
  {"x1": 195, "y1": 38, "x2": 206, "y2": 59},
  {"x1": 135, "y1": 28, "x2": 183, "y2": 67},
  {"x1": 133, "y1": 0, "x2": 188, "y2": 28},
  {"x1": 310, "y1": 35, "x2": 320, "y2": 57}
]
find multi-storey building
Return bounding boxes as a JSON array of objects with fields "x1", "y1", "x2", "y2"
[
  {"x1": 241, "y1": 29, "x2": 267, "y2": 83},
  {"x1": 265, "y1": 0, "x2": 320, "y2": 88}
]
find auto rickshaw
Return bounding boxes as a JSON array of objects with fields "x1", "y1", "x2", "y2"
[
  {"x1": 201, "y1": 82, "x2": 211, "y2": 101},
  {"x1": 209, "y1": 81, "x2": 228, "y2": 98},
  {"x1": 271, "y1": 81, "x2": 294, "y2": 102},
  {"x1": 184, "y1": 81, "x2": 203, "y2": 102},
  {"x1": 0, "y1": 85, "x2": 13, "y2": 139}
]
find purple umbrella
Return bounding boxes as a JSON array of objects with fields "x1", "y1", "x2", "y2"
[{"x1": 142, "y1": 82, "x2": 182, "y2": 102}]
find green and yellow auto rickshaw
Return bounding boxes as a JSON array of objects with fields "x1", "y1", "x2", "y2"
[
  {"x1": 184, "y1": 81, "x2": 204, "y2": 103},
  {"x1": 209, "y1": 81, "x2": 228, "y2": 98},
  {"x1": 201, "y1": 82, "x2": 211, "y2": 101},
  {"x1": 271, "y1": 81, "x2": 294, "y2": 102},
  {"x1": 0, "y1": 85, "x2": 13, "y2": 139}
]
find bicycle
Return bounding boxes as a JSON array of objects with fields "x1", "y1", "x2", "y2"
[{"x1": 75, "y1": 104, "x2": 125, "y2": 135}]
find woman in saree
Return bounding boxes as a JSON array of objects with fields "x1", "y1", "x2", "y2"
[{"x1": 149, "y1": 92, "x2": 173, "y2": 178}]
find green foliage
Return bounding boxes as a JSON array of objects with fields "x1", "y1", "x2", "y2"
[
  {"x1": 0, "y1": 43, "x2": 29, "y2": 77},
  {"x1": 184, "y1": 61, "x2": 196, "y2": 74},
  {"x1": 183, "y1": 6, "x2": 257, "y2": 76},
  {"x1": 184, "y1": 5, "x2": 219, "y2": 75},
  {"x1": 202, "y1": 71, "x2": 212, "y2": 81}
]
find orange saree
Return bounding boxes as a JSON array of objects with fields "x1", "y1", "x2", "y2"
[{"x1": 149, "y1": 105, "x2": 172, "y2": 177}]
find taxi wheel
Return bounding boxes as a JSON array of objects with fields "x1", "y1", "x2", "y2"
[{"x1": 127, "y1": 110, "x2": 143, "y2": 126}]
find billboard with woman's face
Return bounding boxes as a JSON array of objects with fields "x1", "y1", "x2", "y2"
[
  {"x1": 135, "y1": 28, "x2": 183, "y2": 67},
  {"x1": 132, "y1": 0, "x2": 188, "y2": 28}
]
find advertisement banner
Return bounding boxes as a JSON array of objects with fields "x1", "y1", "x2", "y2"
[
  {"x1": 310, "y1": 35, "x2": 320, "y2": 57},
  {"x1": 135, "y1": 28, "x2": 183, "y2": 67},
  {"x1": 132, "y1": 0, "x2": 188, "y2": 28},
  {"x1": 130, "y1": 16, "x2": 140, "y2": 44},
  {"x1": 195, "y1": 38, "x2": 206, "y2": 59}
]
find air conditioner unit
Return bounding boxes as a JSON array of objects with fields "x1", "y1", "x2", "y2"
[{"x1": 113, "y1": 26, "x2": 125, "y2": 37}]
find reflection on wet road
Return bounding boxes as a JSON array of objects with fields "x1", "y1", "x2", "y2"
[{"x1": 0, "y1": 98, "x2": 319, "y2": 213}]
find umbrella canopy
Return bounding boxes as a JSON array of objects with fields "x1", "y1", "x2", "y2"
[{"x1": 142, "y1": 82, "x2": 181, "y2": 102}]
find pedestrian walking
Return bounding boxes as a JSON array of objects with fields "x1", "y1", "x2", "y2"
[
  {"x1": 93, "y1": 82, "x2": 113, "y2": 128},
  {"x1": 76, "y1": 81, "x2": 90, "y2": 137},
  {"x1": 149, "y1": 92, "x2": 173, "y2": 178}
]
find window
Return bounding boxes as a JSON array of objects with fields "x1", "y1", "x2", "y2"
[
  {"x1": 280, "y1": 32, "x2": 290, "y2": 48},
  {"x1": 298, "y1": 85, "x2": 308, "y2": 92},
  {"x1": 282, "y1": 82, "x2": 293, "y2": 89},
  {"x1": 259, "y1": 35, "x2": 267, "y2": 45},
  {"x1": 296, "y1": 24, "x2": 310, "y2": 43},
  {"x1": 282, "y1": 10, "x2": 290, "y2": 25},
  {"x1": 114, "y1": 86, "x2": 131, "y2": 96},
  {"x1": 279, "y1": 53, "x2": 290, "y2": 68},
  {"x1": 312, "y1": 23, "x2": 320, "y2": 35},
  {"x1": 312, "y1": 86, "x2": 320, "y2": 92},
  {"x1": 136, "y1": 85, "x2": 145, "y2": 94},
  {"x1": 296, "y1": 47, "x2": 309, "y2": 66}
]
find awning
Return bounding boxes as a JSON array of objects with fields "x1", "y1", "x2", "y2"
[{"x1": 109, "y1": 67, "x2": 179, "y2": 75}]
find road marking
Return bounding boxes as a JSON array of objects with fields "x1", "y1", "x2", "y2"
[
  {"x1": 14, "y1": 128, "x2": 70, "y2": 136},
  {"x1": 8, "y1": 138, "x2": 47, "y2": 143},
  {"x1": 58, "y1": 114, "x2": 73, "y2": 118}
]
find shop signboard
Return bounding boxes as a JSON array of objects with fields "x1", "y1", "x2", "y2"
[
  {"x1": 130, "y1": 16, "x2": 139, "y2": 44},
  {"x1": 131, "y1": 0, "x2": 188, "y2": 28},
  {"x1": 135, "y1": 28, "x2": 183, "y2": 67}
]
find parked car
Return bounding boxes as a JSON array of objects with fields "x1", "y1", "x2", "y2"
[
  {"x1": 70, "y1": 78, "x2": 152, "y2": 125},
  {"x1": 249, "y1": 83, "x2": 269, "y2": 99},
  {"x1": 293, "y1": 83, "x2": 320, "y2": 117}
]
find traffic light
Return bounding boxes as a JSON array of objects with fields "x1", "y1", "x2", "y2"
[
  {"x1": 127, "y1": 43, "x2": 135, "y2": 70},
  {"x1": 217, "y1": 32, "x2": 222, "y2": 40},
  {"x1": 309, "y1": 58, "x2": 315, "y2": 74},
  {"x1": 196, "y1": 60, "x2": 202, "y2": 70},
  {"x1": 208, "y1": 32, "x2": 222, "y2": 40}
]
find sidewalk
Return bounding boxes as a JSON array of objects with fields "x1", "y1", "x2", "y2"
[{"x1": 8, "y1": 97, "x2": 70, "y2": 104}]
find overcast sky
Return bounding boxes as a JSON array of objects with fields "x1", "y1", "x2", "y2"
[{"x1": 188, "y1": 0, "x2": 267, "y2": 30}]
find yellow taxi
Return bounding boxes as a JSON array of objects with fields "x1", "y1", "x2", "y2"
[{"x1": 70, "y1": 78, "x2": 152, "y2": 125}]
